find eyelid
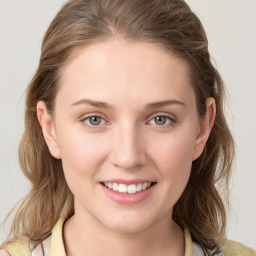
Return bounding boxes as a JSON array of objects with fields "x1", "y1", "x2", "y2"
[
  {"x1": 80, "y1": 113, "x2": 110, "y2": 128},
  {"x1": 79, "y1": 112, "x2": 177, "y2": 129},
  {"x1": 147, "y1": 111, "x2": 176, "y2": 121},
  {"x1": 146, "y1": 113, "x2": 177, "y2": 127}
]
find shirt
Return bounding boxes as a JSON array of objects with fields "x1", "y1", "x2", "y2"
[{"x1": 1, "y1": 216, "x2": 255, "y2": 256}]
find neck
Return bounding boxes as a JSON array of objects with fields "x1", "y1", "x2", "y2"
[{"x1": 63, "y1": 206, "x2": 184, "y2": 256}]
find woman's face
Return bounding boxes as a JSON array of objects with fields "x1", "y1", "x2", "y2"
[{"x1": 38, "y1": 39, "x2": 214, "y2": 233}]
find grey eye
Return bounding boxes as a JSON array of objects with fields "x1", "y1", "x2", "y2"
[
  {"x1": 88, "y1": 116, "x2": 102, "y2": 126},
  {"x1": 153, "y1": 116, "x2": 168, "y2": 125}
]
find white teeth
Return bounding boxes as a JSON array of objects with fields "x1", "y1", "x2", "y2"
[
  {"x1": 142, "y1": 183, "x2": 148, "y2": 190},
  {"x1": 136, "y1": 183, "x2": 142, "y2": 192},
  {"x1": 103, "y1": 182, "x2": 153, "y2": 194},
  {"x1": 118, "y1": 184, "x2": 128, "y2": 193},
  {"x1": 113, "y1": 183, "x2": 118, "y2": 191},
  {"x1": 127, "y1": 184, "x2": 137, "y2": 194}
]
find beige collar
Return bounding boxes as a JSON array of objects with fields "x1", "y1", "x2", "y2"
[{"x1": 49, "y1": 216, "x2": 194, "y2": 256}]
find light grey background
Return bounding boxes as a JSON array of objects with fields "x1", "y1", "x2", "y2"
[{"x1": 0, "y1": 0, "x2": 256, "y2": 248}]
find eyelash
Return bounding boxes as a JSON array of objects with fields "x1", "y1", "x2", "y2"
[
  {"x1": 147, "y1": 114, "x2": 176, "y2": 129},
  {"x1": 80, "y1": 113, "x2": 176, "y2": 130}
]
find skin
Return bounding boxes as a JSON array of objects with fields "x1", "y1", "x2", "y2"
[{"x1": 37, "y1": 39, "x2": 216, "y2": 256}]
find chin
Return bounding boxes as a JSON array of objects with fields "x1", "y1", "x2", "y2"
[{"x1": 101, "y1": 211, "x2": 155, "y2": 234}]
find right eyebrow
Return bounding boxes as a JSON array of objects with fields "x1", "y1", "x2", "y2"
[
  {"x1": 70, "y1": 98, "x2": 113, "y2": 109},
  {"x1": 70, "y1": 98, "x2": 186, "y2": 110}
]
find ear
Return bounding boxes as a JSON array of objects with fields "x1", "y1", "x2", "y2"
[
  {"x1": 37, "y1": 101, "x2": 61, "y2": 159},
  {"x1": 192, "y1": 97, "x2": 216, "y2": 161}
]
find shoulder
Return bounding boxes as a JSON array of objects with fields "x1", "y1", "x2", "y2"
[
  {"x1": 0, "y1": 237, "x2": 31, "y2": 256},
  {"x1": 0, "y1": 250, "x2": 10, "y2": 256},
  {"x1": 0, "y1": 235, "x2": 51, "y2": 256},
  {"x1": 0, "y1": 216, "x2": 66, "y2": 256},
  {"x1": 222, "y1": 240, "x2": 256, "y2": 256}
]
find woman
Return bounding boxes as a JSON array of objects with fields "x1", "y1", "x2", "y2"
[{"x1": 0, "y1": 0, "x2": 255, "y2": 255}]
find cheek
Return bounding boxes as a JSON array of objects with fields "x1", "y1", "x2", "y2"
[
  {"x1": 56, "y1": 128, "x2": 111, "y2": 203},
  {"x1": 56, "y1": 125, "x2": 109, "y2": 178},
  {"x1": 148, "y1": 126, "x2": 197, "y2": 189},
  {"x1": 151, "y1": 130, "x2": 195, "y2": 169},
  {"x1": 149, "y1": 134, "x2": 195, "y2": 208}
]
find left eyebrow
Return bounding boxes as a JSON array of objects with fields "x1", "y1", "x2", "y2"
[
  {"x1": 70, "y1": 98, "x2": 185, "y2": 110},
  {"x1": 145, "y1": 99, "x2": 186, "y2": 109}
]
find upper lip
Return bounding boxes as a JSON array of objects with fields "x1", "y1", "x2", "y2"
[{"x1": 100, "y1": 179, "x2": 156, "y2": 185}]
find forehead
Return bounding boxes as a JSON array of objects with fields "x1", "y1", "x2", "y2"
[{"x1": 57, "y1": 39, "x2": 194, "y2": 107}]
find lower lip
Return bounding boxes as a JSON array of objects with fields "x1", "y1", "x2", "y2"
[{"x1": 100, "y1": 183, "x2": 156, "y2": 205}]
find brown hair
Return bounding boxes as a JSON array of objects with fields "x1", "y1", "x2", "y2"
[{"x1": 2, "y1": 0, "x2": 234, "y2": 254}]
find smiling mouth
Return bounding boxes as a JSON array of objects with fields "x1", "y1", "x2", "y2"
[{"x1": 101, "y1": 182, "x2": 157, "y2": 194}]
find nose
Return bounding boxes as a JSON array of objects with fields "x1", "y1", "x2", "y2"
[{"x1": 109, "y1": 123, "x2": 147, "y2": 170}]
